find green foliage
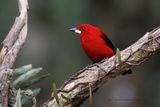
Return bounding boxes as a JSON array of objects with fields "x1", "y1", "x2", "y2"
[
  {"x1": 20, "y1": 74, "x2": 50, "y2": 89},
  {"x1": 13, "y1": 64, "x2": 32, "y2": 78},
  {"x1": 10, "y1": 64, "x2": 49, "y2": 106},
  {"x1": 12, "y1": 67, "x2": 42, "y2": 88}
]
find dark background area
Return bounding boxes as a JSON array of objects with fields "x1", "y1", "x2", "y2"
[{"x1": 0, "y1": 0, "x2": 160, "y2": 107}]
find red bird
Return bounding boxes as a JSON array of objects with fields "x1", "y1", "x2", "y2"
[{"x1": 70, "y1": 24, "x2": 132, "y2": 75}]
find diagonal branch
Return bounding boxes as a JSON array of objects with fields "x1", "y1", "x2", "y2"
[
  {"x1": 0, "y1": 0, "x2": 29, "y2": 106},
  {"x1": 41, "y1": 26, "x2": 160, "y2": 107}
]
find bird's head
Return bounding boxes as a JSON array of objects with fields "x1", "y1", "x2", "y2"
[{"x1": 70, "y1": 24, "x2": 101, "y2": 36}]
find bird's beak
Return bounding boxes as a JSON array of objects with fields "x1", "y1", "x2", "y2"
[{"x1": 70, "y1": 28, "x2": 81, "y2": 34}]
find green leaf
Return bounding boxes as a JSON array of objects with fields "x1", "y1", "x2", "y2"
[
  {"x1": 19, "y1": 74, "x2": 50, "y2": 89},
  {"x1": 13, "y1": 89, "x2": 21, "y2": 107},
  {"x1": 12, "y1": 68, "x2": 42, "y2": 88},
  {"x1": 13, "y1": 64, "x2": 32, "y2": 77}
]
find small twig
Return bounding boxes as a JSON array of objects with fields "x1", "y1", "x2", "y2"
[{"x1": 52, "y1": 83, "x2": 60, "y2": 106}]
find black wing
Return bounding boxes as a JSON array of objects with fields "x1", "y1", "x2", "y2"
[
  {"x1": 101, "y1": 33, "x2": 132, "y2": 75},
  {"x1": 100, "y1": 33, "x2": 116, "y2": 54}
]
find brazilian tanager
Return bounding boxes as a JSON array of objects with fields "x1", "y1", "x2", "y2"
[{"x1": 70, "y1": 24, "x2": 132, "y2": 75}]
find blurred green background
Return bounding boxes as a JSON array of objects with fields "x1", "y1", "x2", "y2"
[{"x1": 0, "y1": 0, "x2": 160, "y2": 107}]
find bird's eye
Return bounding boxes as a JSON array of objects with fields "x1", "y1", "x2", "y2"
[{"x1": 81, "y1": 27, "x2": 86, "y2": 31}]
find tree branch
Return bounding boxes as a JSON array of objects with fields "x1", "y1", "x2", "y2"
[
  {"x1": 41, "y1": 26, "x2": 160, "y2": 107},
  {"x1": 0, "y1": 0, "x2": 28, "y2": 106}
]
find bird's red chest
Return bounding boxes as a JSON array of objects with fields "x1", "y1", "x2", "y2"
[{"x1": 80, "y1": 35, "x2": 114, "y2": 62}]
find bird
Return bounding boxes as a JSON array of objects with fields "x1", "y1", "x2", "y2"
[{"x1": 70, "y1": 24, "x2": 132, "y2": 75}]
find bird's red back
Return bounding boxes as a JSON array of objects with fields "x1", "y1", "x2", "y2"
[{"x1": 76, "y1": 24, "x2": 116, "y2": 62}]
